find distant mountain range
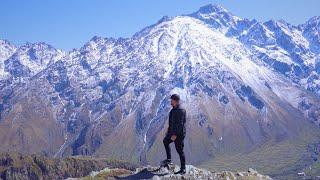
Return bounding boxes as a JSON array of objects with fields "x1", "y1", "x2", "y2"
[{"x1": 0, "y1": 4, "x2": 320, "y2": 179}]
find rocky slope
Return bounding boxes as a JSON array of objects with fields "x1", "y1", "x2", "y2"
[{"x1": 0, "y1": 3, "x2": 320, "y2": 179}]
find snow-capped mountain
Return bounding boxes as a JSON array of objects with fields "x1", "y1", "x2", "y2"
[{"x1": 0, "y1": 4, "x2": 320, "y2": 178}]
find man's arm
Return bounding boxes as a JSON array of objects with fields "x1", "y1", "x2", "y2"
[
  {"x1": 182, "y1": 109, "x2": 186, "y2": 136},
  {"x1": 182, "y1": 109, "x2": 186, "y2": 125},
  {"x1": 167, "y1": 110, "x2": 173, "y2": 134}
]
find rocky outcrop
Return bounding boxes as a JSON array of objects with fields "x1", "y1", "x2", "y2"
[{"x1": 78, "y1": 165, "x2": 272, "y2": 180}]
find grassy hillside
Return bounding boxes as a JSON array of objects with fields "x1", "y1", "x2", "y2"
[{"x1": 199, "y1": 123, "x2": 320, "y2": 179}]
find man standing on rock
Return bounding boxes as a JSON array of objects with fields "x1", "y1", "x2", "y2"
[{"x1": 162, "y1": 94, "x2": 186, "y2": 174}]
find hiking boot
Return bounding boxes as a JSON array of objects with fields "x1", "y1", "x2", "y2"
[{"x1": 174, "y1": 168, "x2": 186, "y2": 175}]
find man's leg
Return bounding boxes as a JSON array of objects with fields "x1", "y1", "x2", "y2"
[
  {"x1": 163, "y1": 135, "x2": 173, "y2": 161},
  {"x1": 174, "y1": 136, "x2": 186, "y2": 170}
]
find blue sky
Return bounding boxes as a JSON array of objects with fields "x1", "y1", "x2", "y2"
[{"x1": 1, "y1": 0, "x2": 319, "y2": 50}]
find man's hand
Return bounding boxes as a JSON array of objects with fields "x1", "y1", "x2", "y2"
[{"x1": 171, "y1": 135, "x2": 177, "y2": 141}]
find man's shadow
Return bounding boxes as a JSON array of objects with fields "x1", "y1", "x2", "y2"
[{"x1": 115, "y1": 168, "x2": 168, "y2": 179}]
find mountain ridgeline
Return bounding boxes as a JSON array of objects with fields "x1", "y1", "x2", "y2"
[{"x1": 0, "y1": 4, "x2": 320, "y2": 179}]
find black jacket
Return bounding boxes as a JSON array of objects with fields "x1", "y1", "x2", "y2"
[{"x1": 167, "y1": 105, "x2": 186, "y2": 137}]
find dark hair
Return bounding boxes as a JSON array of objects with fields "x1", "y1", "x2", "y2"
[{"x1": 170, "y1": 94, "x2": 180, "y2": 101}]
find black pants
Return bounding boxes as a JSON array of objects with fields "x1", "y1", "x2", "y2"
[{"x1": 163, "y1": 134, "x2": 186, "y2": 169}]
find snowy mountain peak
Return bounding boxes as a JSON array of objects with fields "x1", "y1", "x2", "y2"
[
  {"x1": 0, "y1": 39, "x2": 15, "y2": 46},
  {"x1": 189, "y1": 4, "x2": 241, "y2": 29},
  {"x1": 157, "y1": 16, "x2": 171, "y2": 23},
  {"x1": 0, "y1": 39, "x2": 16, "y2": 60},
  {"x1": 21, "y1": 42, "x2": 57, "y2": 52},
  {"x1": 3, "y1": 42, "x2": 64, "y2": 79},
  {"x1": 90, "y1": 35, "x2": 105, "y2": 43},
  {"x1": 264, "y1": 19, "x2": 288, "y2": 29},
  {"x1": 197, "y1": 4, "x2": 228, "y2": 14},
  {"x1": 300, "y1": 16, "x2": 320, "y2": 54},
  {"x1": 303, "y1": 16, "x2": 320, "y2": 36},
  {"x1": 306, "y1": 16, "x2": 320, "y2": 26}
]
